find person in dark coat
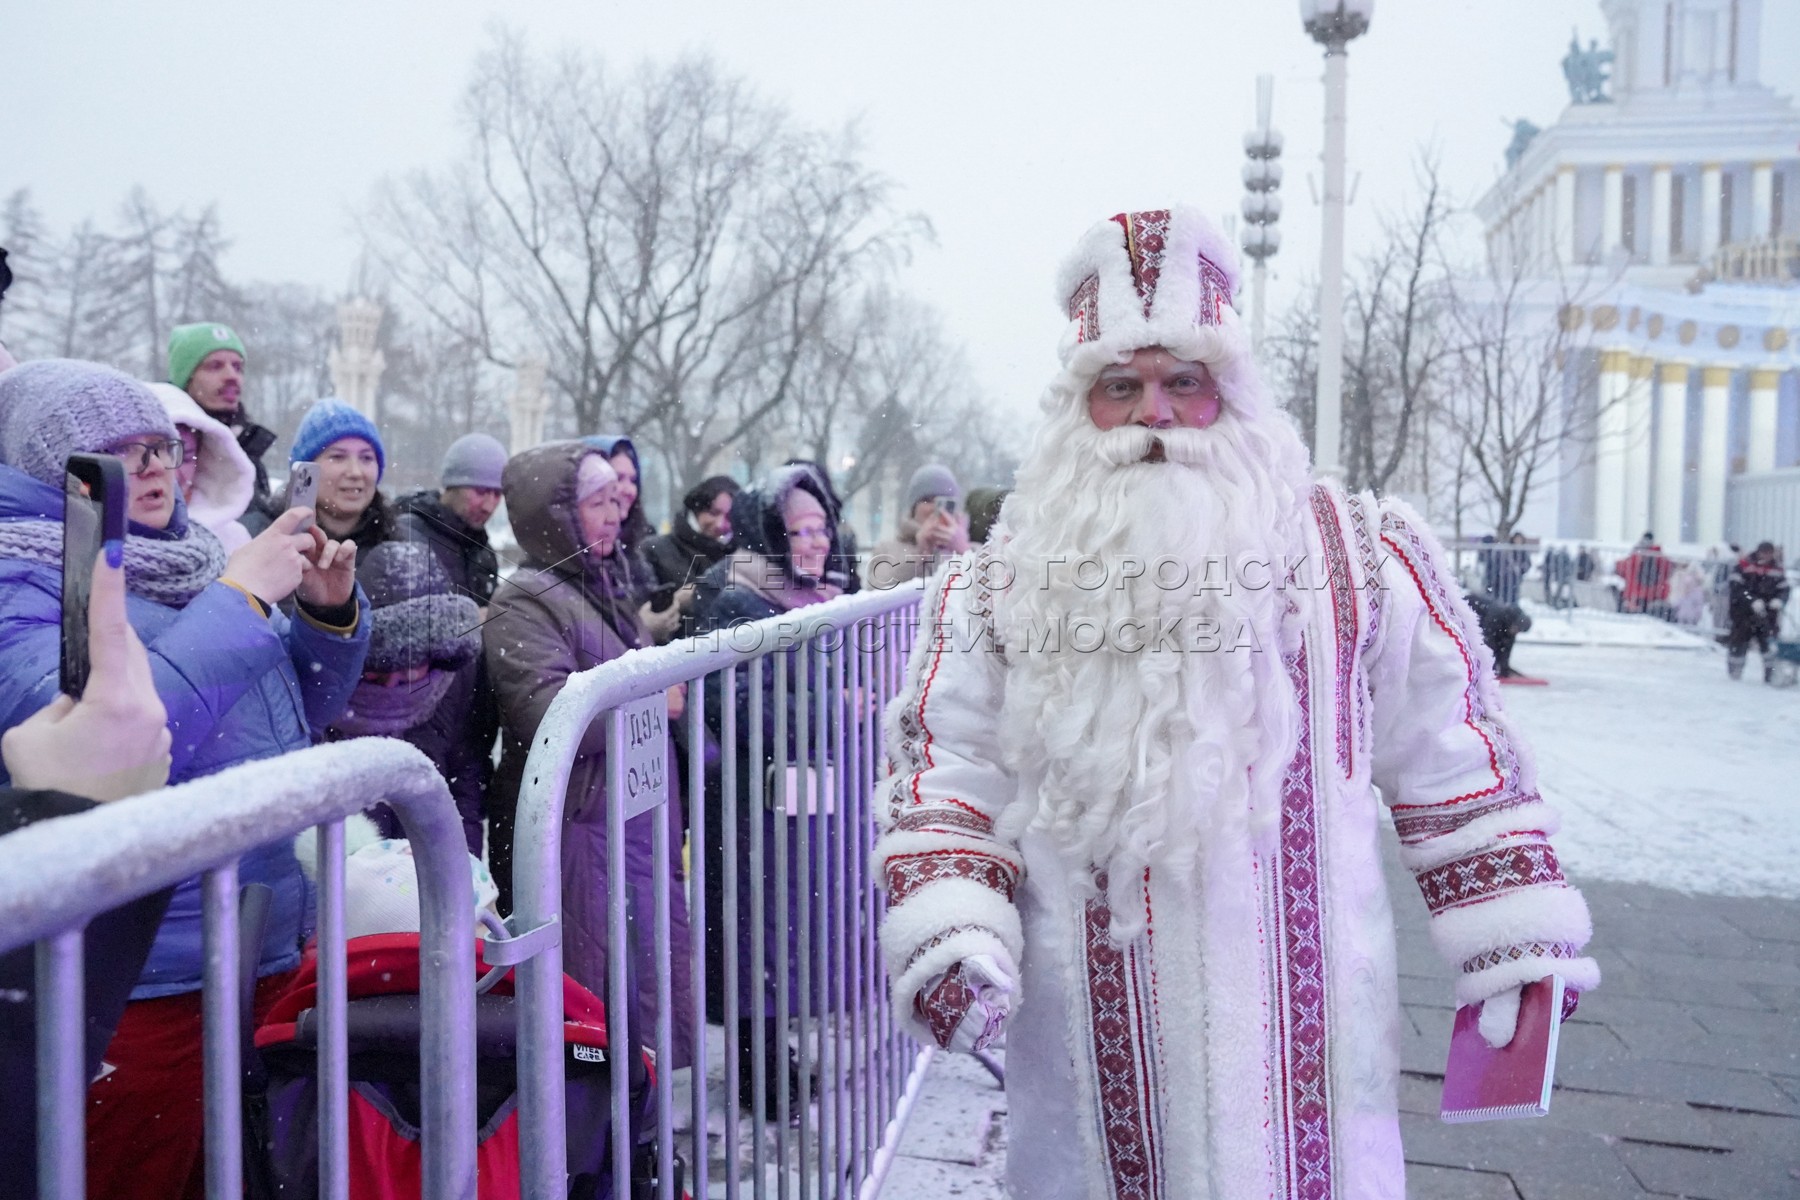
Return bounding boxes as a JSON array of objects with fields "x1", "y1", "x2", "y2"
[
  {"x1": 1726, "y1": 541, "x2": 1790, "y2": 681},
  {"x1": 1464, "y1": 591, "x2": 1533, "y2": 679},
  {"x1": 641, "y1": 473, "x2": 739, "y2": 612},
  {"x1": 483, "y1": 442, "x2": 693, "y2": 1065},
  {"x1": 689, "y1": 465, "x2": 845, "y2": 1111},
  {"x1": 326, "y1": 542, "x2": 489, "y2": 855},
  {"x1": 395, "y1": 432, "x2": 506, "y2": 607},
  {"x1": 0, "y1": 359, "x2": 367, "y2": 1197},
  {"x1": 167, "y1": 322, "x2": 281, "y2": 523}
]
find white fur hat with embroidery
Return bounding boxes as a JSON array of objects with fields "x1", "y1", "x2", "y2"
[{"x1": 1053, "y1": 206, "x2": 1246, "y2": 392}]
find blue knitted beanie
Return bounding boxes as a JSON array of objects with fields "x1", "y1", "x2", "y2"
[{"x1": 290, "y1": 398, "x2": 386, "y2": 481}]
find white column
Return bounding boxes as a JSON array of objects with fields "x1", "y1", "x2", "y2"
[
  {"x1": 1594, "y1": 349, "x2": 1632, "y2": 543},
  {"x1": 1696, "y1": 364, "x2": 1733, "y2": 545},
  {"x1": 1650, "y1": 164, "x2": 1673, "y2": 266},
  {"x1": 1603, "y1": 165, "x2": 1625, "y2": 256},
  {"x1": 1748, "y1": 367, "x2": 1781, "y2": 474},
  {"x1": 1313, "y1": 46, "x2": 1350, "y2": 477},
  {"x1": 1700, "y1": 162, "x2": 1724, "y2": 256},
  {"x1": 1623, "y1": 356, "x2": 1655, "y2": 539},
  {"x1": 1555, "y1": 166, "x2": 1578, "y2": 267},
  {"x1": 1653, "y1": 362, "x2": 1689, "y2": 542},
  {"x1": 1751, "y1": 162, "x2": 1775, "y2": 238}
]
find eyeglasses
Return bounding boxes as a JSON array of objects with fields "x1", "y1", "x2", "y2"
[
  {"x1": 786, "y1": 524, "x2": 831, "y2": 542},
  {"x1": 108, "y1": 438, "x2": 186, "y2": 475}
]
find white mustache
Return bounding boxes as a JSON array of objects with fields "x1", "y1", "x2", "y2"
[{"x1": 1092, "y1": 425, "x2": 1216, "y2": 467}]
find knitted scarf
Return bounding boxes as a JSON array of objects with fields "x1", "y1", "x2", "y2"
[{"x1": 0, "y1": 515, "x2": 228, "y2": 607}]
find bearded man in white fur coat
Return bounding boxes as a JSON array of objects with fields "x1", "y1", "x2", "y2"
[{"x1": 874, "y1": 207, "x2": 1599, "y2": 1200}]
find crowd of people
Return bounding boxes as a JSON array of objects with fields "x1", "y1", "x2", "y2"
[
  {"x1": 0, "y1": 313, "x2": 1007, "y2": 1194},
  {"x1": 1468, "y1": 529, "x2": 1794, "y2": 683}
]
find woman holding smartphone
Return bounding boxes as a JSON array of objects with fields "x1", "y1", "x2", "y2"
[{"x1": 0, "y1": 359, "x2": 369, "y2": 1198}]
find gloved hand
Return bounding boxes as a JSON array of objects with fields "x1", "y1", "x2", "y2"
[
  {"x1": 1478, "y1": 983, "x2": 1582, "y2": 1048},
  {"x1": 1752, "y1": 599, "x2": 1767, "y2": 615},
  {"x1": 914, "y1": 953, "x2": 1014, "y2": 1053},
  {"x1": 1771, "y1": 598, "x2": 1784, "y2": 612}
]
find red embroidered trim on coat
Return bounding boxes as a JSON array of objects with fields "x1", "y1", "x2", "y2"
[
  {"x1": 1272, "y1": 645, "x2": 1335, "y2": 1200},
  {"x1": 1311, "y1": 487, "x2": 1359, "y2": 776},
  {"x1": 1079, "y1": 877, "x2": 1164, "y2": 1200},
  {"x1": 1460, "y1": 941, "x2": 1578, "y2": 974},
  {"x1": 916, "y1": 962, "x2": 978, "y2": 1049},
  {"x1": 889, "y1": 805, "x2": 995, "y2": 836},
  {"x1": 1416, "y1": 843, "x2": 1565, "y2": 914},
  {"x1": 886, "y1": 850, "x2": 1015, "y2": 905},
  {"x1": 1391, "y1": 792, "x2": 1542, "y2": 846},
  {"x1": 1197, "y1": 259, "x2": 1231, "y2": 326}
]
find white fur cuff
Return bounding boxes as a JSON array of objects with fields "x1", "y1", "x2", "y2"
[
  {"x1": 879, "y1": 877, "x2": 1023, "y2": 980},
  {"x1": 1426, "y1": 884, "x2": 1593, "y2": 966},
  {"x1": 1455, "y1": 955, "x2": 1602, "y2": 1008}
]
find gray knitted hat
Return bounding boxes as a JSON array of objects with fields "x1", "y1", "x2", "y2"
[
  {"x1": 441, "y1": 433, "x2": 508, "y2": 491},
  {"x1": 903, "y1": 463, "x2": 961, "y2": 514},
  {"x1": 0, "y1": 359, "x2": 177, "y2": 487},
  {"x1": 357, "y1": 541, "x2": 482, "y2": 674}
]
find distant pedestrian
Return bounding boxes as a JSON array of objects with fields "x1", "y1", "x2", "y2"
[
  {"x1": 1725, "y1": 542, "x2": 1790, "y2": 682},
  {"x1": 641, "y1": 474, "x2": 739, "y2": 620},
  {"x1": 867, "y1": 464, "x2": 968, "y2": 588},
  {"x1": 167, "y1": 322, "x2": 280, "y2": 522},
  {"x1": 395, "y1": 433, "x2": 506, "y2": 607},
  {"x1": 1616, "y1": 532, "x2": 1671, "y2": 615}
]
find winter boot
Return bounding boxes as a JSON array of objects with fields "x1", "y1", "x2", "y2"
[
  {"x1": 1728, "y1": 653, "x2": 1746, "y2": 680},
  {"x1": 1765, "y1": 655, "x2": 1776, "y2": 685}
]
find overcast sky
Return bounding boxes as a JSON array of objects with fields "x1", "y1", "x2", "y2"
[{"x1": 7, "y1": 0, "x2": 1799, "y2": 420}]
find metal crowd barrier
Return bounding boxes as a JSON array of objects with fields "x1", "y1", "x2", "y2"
[
  {"x1": 0, "y1": 738, "x2": 477, "y2": 1200},
  {"x1": 510, "y1": 584, "x2": 930, "y2": 1200}
]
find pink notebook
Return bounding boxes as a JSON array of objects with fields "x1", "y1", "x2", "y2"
[{"x1": 1439, "y1": 975, "x2": 1565, "y2": 1123}]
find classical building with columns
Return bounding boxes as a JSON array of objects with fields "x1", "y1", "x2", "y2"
[{"x1": 1474, "y1": 0, "x2": 1800, "y2": 550}]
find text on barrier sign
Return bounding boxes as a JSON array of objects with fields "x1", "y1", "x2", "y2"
[{"x1": 620, "y1": 694, "x2": 668, "y2": 818}]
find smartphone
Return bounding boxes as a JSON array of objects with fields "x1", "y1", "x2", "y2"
[
  {"x1": 61, "y1": 454, "x2": 128, "y2": 698},
  {"x1": 287, "y1": 461, "x2": 319, "y2": 531},
  {"x1": 933, "y1": 496, "x2": 960, "y2": 517}
]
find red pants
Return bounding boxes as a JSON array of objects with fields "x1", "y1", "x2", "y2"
[{"x1": 86, "y1": 974, "x2": 292, "y2": 1200}]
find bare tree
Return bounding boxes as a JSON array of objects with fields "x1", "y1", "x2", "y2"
[
  {"x1": 362, "y1": 31, "x2": 934, "y2": 490},
  {"x1": 1436, "y1": 248, "x2": 1602, "y2": 539}
]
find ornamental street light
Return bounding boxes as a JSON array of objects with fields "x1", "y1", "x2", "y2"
[
  {"x1": 1240, "y1": 75, "x2": 1283, "y2": 357},
  {"x1": 1299, "y1": 0, "x2": 1373, "y2": 478}
]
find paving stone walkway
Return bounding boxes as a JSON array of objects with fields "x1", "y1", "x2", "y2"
[{"x1": 882, "y1": 854, "x2": 1800, "y2": 1198}]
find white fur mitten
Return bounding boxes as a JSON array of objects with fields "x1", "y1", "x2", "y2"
[
  {"x1": 914, "y1": 953, "x2": 1015, "y2": 1053},
  {"x1": 1478, "y1": 987, "x2": 1521, "y2": 1048}
]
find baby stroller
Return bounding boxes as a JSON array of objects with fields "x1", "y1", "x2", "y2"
[{"x1": 246, "y1": 931, "x2": 679, "y2": 1199}]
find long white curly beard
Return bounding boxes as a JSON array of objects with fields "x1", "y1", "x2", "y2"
[{"x1": 992, "y1": 394, "x2": 1313, "y2": 937}]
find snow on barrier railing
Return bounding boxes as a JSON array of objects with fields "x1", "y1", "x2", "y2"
[
  {"x1": 0, "y1": 738, "x2": 477, "y2": 1200},
  {"x1": 510, "y1": 584, "x2": 929, "y2": 1200}
]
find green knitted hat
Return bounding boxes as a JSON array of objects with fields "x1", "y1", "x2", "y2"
[{"x1": 167, "y1": 322, "x2": 247, "y2": 390}]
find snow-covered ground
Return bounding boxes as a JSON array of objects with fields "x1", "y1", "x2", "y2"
[
  {"x1": 1515, "y1": 599, "x2": 1722, "y2": 649},
  {"x1": 1502, "y1": 627, "x2": 1800, "y2": 898}
]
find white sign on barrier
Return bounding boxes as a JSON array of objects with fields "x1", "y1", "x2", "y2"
[{"x1": 620, "y1": 694, "x2": 668, "y2": 818}]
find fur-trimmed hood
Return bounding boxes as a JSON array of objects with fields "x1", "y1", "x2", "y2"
[{"x1": 150, "y1": 382, "x2": 255, "y2": 534}]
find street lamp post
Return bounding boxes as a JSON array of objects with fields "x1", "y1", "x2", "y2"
[
  {"x1": 1299, "y1": 0, "x2": 1373, "y2": 478},
  {"x1": 1240, "y1": 75, "x2": 1283, "y2": 357}
]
